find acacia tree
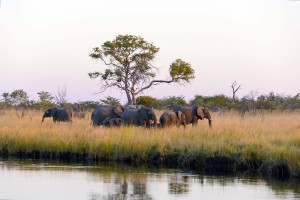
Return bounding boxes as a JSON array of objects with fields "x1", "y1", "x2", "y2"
[
  {"x1": 38, "y1": 91, "x2": 54, "y2": 103},
  {"x1": 10, "y1": 89, "x2": 29, "y2": 107},
  {"x1": 37, "y1": 91, "x2": 55, "y2": 109},
  {"x1": 89, "y1": 34, "x2": 195, "y2": 105}
]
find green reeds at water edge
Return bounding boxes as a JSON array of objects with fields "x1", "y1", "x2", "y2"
[{"x1": 0, "y1": 109, "x2": 300, "y2": 177}]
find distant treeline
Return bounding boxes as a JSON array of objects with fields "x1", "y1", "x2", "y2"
[{"x1": 0, "y1": 89, "x2": 299, "y2": 112}]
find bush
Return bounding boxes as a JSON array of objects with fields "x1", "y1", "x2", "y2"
[
  {"x1": 156, "y1": 96, "x2": 187, "y2": 109},
  {"x1": 136, "y1": 96, "x2": 159, "y2": 108}
]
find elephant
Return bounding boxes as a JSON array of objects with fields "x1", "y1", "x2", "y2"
[
  {"x1": 102, "y1": 117, "x2": 122, "y2": 127},
  {"x1": 91, "y1": 105, "x2": 124, "y2": 126},
  {"x1": 121, "y1": 106, "x2": 157, "y2": 127},
  {"x1": 72, "y1": 104, "x2": 84, "y2": 112},
  {"x1": 124, "y1": 105, "x2": 144, "y2": 110},
  {"x1": 74, "y1": 111, "x2": 85, "y2": 119},
  {"x1": 159, "y1": 110, "x2": 186, "y2": 128},
  {"x1": 173, "y1": 106, "x2": 212, "y2": 127},
  {"x1": 41, "y1": 107, "x2": 72, "y2": 123}
]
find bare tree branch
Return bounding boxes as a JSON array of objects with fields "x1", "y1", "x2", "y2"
[
  {"x1": 55, "y1": 86, "x2": 68, "y2": 105},
  {"x1": 231, "y1": 81, "x2": 241, "y2": 102},
  {"x1": 135, "y1": 79, "x2": 173, "y2": 95}
]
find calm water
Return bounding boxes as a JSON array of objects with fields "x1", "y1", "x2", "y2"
[{"x1": 0, "y1": 159, "x2": 299, "y2": 200}]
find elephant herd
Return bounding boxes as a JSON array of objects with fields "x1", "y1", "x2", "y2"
[{"x1": 41, "y1": 105, "x2": 212, "y2": 128}]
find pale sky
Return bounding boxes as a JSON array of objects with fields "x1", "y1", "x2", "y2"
[{"x1": 0, "y1": 0, "x2": 299, "y2": 103}]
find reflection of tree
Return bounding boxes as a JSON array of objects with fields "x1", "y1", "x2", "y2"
[
  {"x1": 120, "y1": 181, "x2": 128, "y2": 196},
  {"x1": 131, "y1": 182, "x2": 152, "y2": 200},
  {"x1": 90, "y1": 178, "x2": 128, "y2": 200},
  {"x1": 168, "y1": 174, "x2": 189, "y2": 195},
  {"x1": 90, "y1": 178, "x2": 153, "y2": 200},
  {"x1": 133, "y1": 182, "x2": 146, "y2": 196},
  {"x1": 205, "y1": 175, "x2": 235, "y2": 187},
  {"x1": 169, "y1": 183, "x2": 189, "y2": 194}
]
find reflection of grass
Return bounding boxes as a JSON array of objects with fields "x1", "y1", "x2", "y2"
[{"x1": 0, "y1": 109, "x2": 300, "y2": 173}]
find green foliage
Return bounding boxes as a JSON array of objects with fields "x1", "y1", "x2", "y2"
[
  {"x1": 1, "y1": 87, "x2": 299, "y2": 112},
  {"x1": 190, "y1": 95, "x2": 213, "y2": 107},
  {"x1": 236, "y1": 92, "x2": 300, "y2": 113},
  {"x1": 89, "y1": 34, "x2": 159, "y2": 81},
  {"x1": 38, "y1": 91, "x2": 54, "y2": 103},
  {"x1": 136, "y1": 96, "x2": 159, "y2": 108},
  {"x1": 169, "y1": 59, "x2": 195, "y2": 83},
  {"x1": 1, "y1": 92, "x2": 10, "y2": 102},
  {"x1": 0, "y1": 92, "x2": 12, "y2": 109},
  {"x1": 156, "y1": 96, "x2": 187, "y2": 109},
  {"x1": 99, "y1": 96, "x2": 120, "y2": 107},
  {"x1": 77, "y1": 101, "x2": 100, "y2": 110},
  {"x1": 89, "y1": 34, "x2": 195, "y2": 105},
  {"x1": 37, "y1": 91, "x2": 55, "y2": 110},
  {"x1": 10, "y1": 89, "x2": 29, "y2": 107},
  {"x1": 190, "y1": 95, "x2": 231, "y2": 107},
  {"x1": 0, "y1": 102, "x2": 11, "y2": 109}
]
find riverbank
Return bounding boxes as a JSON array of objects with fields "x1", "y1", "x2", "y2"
[{"x1": 0, "y1": 109, "x2": 299, "y2": 179}]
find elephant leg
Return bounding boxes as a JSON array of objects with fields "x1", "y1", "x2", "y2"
[{"x1": 192, "y1": 116, "x2": 198, "y2": 126}]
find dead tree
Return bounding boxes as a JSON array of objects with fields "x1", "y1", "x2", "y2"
[
  {"x1": 231, "y1": 81, "x2": 241, "y2": 103},
  {"x1": 55, "y1": 86, "x2": 68, "y2": 106}
]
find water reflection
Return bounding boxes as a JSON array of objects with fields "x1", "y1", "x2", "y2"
[
  {"x1": 168, "y1": 174, "x2": 189, "y2": 195},
  {"x1": 0, "y1": 159, "x2": 299, "y2": 200}
]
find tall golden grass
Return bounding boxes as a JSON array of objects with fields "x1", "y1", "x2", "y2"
[{"x1": 0, "y1": 109, "x2": 299, "y2": 171}]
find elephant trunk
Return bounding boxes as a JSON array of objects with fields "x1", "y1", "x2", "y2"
[
  {"x1": 208, "y1": 118, "x2": 212, "y2": 127},
  {"x1": 207, "y1": 112, "x2": 212, "y2": 128},
  {"x1": 181, "y1": 116, "x2": 186, "y2": 128},
  {"x1": 41, "y1": 115, "x2": 45, "y2": 123},
  {"x1": 152, "y1": 114, "x2": 158, "y2": 128}
]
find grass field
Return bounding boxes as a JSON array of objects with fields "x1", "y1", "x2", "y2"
[{"x1": 0, "y1": 109, "x2": 300, "y2": 176}]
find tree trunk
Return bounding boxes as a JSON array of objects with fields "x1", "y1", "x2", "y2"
[
  {"x1": 132, "y1": 94, "x2": 137, "y2": 105},
  {"x1": 126, "y1": 91, "x2": 133, "y2": 105}
]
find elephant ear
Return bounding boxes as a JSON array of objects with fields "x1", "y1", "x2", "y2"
[
  {"x1": 137, "y1": 107, "x2": 148, "y2": 119},
  {"x1": 114, "y1": 105, "x2": 124, "y2": 118},
  {"x1": 196, "y1": 107, "x2": 205, "y2": 119}
]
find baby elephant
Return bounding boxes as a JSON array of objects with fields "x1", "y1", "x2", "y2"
[
  {"x1": 159, "y1": 111, "x2": 186, "y2": 128},
  {"x1": 102, "y1": 117, "x2": 122, "y2": 127}
]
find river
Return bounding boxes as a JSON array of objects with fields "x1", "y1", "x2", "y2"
[{"x1": 0, "y1": 159, "x2": 299, "y2": 200}]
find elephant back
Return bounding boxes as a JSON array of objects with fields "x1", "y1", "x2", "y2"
[
  {"x1": 173, "y1": 106, "x2": 193, "y2": 124},
  {"x1": 121, "y1": 109, "x2": 139, "y2": 125},
  {"x1": 91, "y1": 107, "x2": 111, "y2": 126},
  {"x1": 91, "y1": 106, "x2": 124, "y2": 126},
  {"x1": 159, "y1": 111, "x2": 176, "y2": 126},
  {"x1": 54, "y1": 107, "x2": 72, "y2": 122}
]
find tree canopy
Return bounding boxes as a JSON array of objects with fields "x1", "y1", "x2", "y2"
[{"x1": 89, "y1": 34, "x2": 195, "y2": 105}]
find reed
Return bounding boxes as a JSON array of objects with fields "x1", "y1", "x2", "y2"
[{"x1": 0, "y1": 109, "x2": 299, "y2": 173}]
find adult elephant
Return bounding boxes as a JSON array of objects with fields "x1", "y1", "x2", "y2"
[
  {"x1": 121, "y1": 106, "x2": 157, "y2": 127},
  {"x1": 41, "y1": 107, "x2": 72, "y2": 123},
  {"x1": 91, "y1": 105, "x2": 124, "y2": 126},
  {"x1": 159, "y1": 111, "x2": 186, "y2": 128},
  {"x1": 173, "y1": 106, "x2": 212, "y2": 127}
]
